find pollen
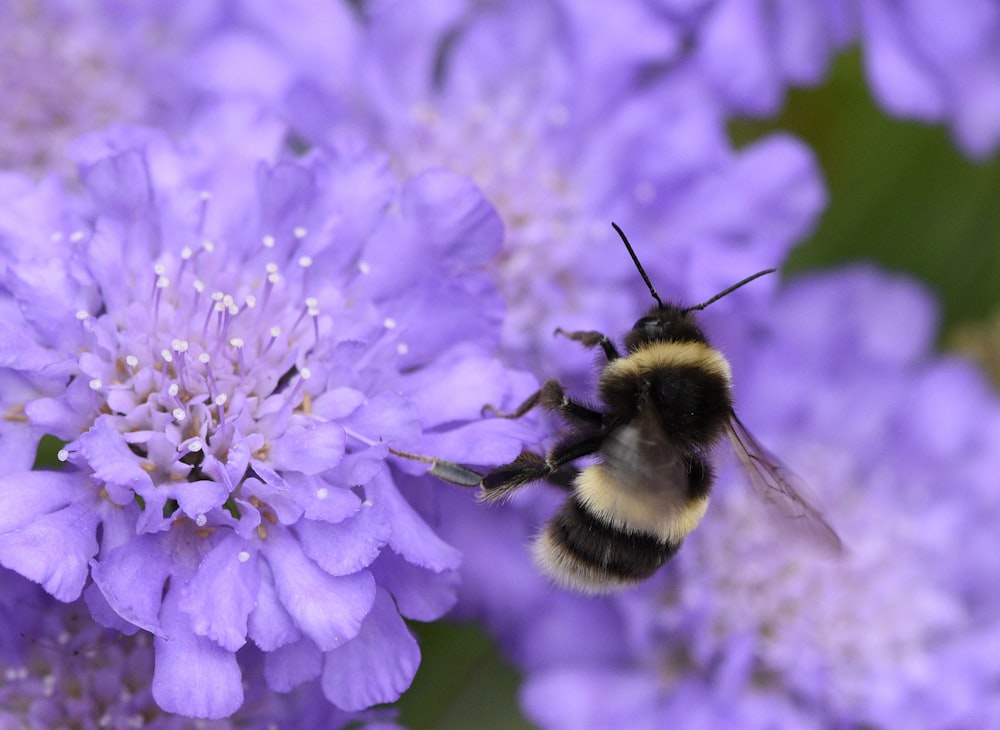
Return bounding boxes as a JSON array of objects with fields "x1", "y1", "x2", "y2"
[{"x1": 3, "y1": 404, "x2": 27, "y2": 422}]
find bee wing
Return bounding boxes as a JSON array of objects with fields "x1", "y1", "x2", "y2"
[{"x1": 725, "y1": 413, "x2": 843, "y2": 556}]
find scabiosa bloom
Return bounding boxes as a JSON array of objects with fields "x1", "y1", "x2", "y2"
[
  {"x1": 0, "y1": 0, "x2": 221, "y2": 178},
  {"x1": 0, "y1": 568, "x2": 397, "y2": 728},
  {"x1": 0, "y1": 109, "x2": 528, "y2": 719},
  {"x1": 438, "y1": 266, "x2": 1000, "y2": 728},
  {"x1": 184, "y1": 0, "x2": 826, "y2": 374}
]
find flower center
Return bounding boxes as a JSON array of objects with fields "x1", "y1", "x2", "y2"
[{"x1": 55, "y1": 217, "x2": 340, "y2": 531}]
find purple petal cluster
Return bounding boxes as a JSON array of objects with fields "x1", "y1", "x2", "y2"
[
  {"x1": 191, "y1": 0, "x2": 826, "y2": 373},
  {"x1": 664, "y1": 0, "x2": 856, "y2": 116},
  {"x1": 0, "y1": 567, "x2": 393, "y2": 728},
  {"x1": 0, "y1": 0, "x2": 218, "y2": 178},
  {"x1": 860, "y1": 0, "x2": 1000, "y2": 158},
  {"x1": 623, "y1": 0, "x2": 1000, "y2": 158},
  {"x1": 0, "y1": 108, "x2": 527, "y2": 720}
]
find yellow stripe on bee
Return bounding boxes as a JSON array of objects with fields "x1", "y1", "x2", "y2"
[
  {"x1": 575, "y1": 465, "x2": 709, "y2": 544},
  {"x1": 603, "y1": 341, "x2": 732, "y2": 386}
]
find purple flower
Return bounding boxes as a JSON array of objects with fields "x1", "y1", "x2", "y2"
[
  {"x1": 0, "y1": 108, "x2": 526, "y2": 719},
  {"x1": 860, "y1": 0, "x2": 1000, "y2": 159},
  {"x1": 669, "y1": 0, "x2": 855, "y2": 116},
  {"x1": 0, "y1": 0, "x2": 220, "y2": 178},
  {"x1": 184, "y1": 0, "x2": 826, "y2": 374},
  {"x1": 0, "y1": 567, "x2": 400, "y2": 728},
  {"x1": 664, "y1": 0, "x2": 1000, "y2": 158}
]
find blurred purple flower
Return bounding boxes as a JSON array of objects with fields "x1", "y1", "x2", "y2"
[
  {"x1": 860, "y1": 0, "x2": 1000, "y2": 159},
  {"x1": 658, "y1": 0, "x2": 1000, "y2": 158},
  {"x1": 435, "y1": 266, "x2": 1000, "y2": 728},
  {"x1": 4, "y1": 0, "x2": 998, "y2": 175},
  {"x1": 184, "y1": 0, "x2": 826, "y2": 375},
  {"x1": 0, "y1": 567, "x2": 398, "y2": 728},
  {"x1": 0, "y1": 107, "x2": 528, "y2": 719},
  {"x1": 0, "y1": 0, "x2": 221, "y2": 178},
  {"x1": 663, "y1": 0, "x2": 855, "y2": 116}
]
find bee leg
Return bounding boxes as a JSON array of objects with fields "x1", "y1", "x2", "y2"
[
  {"x1": 389, "y1": 448, "x2": 484, "y2": 487},
  {"x1": 481, "y1": 386, "x2": 542, "y2": 419},
  {"x1": 545, "y1": 465, "x2": 580, "y2": 492},
  {"x1": 481, "y1": 433, "x2": 604, "y2": 501},
  {"x1": 554, "y1": 328, "x2": 621, "y2": 361},
  {"x1": 483, "y1": 379, "x2": 604, "y2": 426},
  {"x1": 480, "y1": 451, "x2": 550, "y2": 499}
]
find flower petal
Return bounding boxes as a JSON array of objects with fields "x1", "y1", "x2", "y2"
[
  {"x1": 262, "y1": 527, "x2": 375, "y2": 651},
  {"x1": 172, "y1": 479, "x2": 233, "y2": 520},
  {"x1": 298, "y1": 500, "x2": 391, "y2": 576},
  {"x1": 248, "y1": 559, "x2": 301, "y2": 652},
  {"x1": 0, "y1": 470, "x2": 81, "y2": 534},
  {"x1": 153, "y1": 585, "x2": 243, "y2": 720},
  {"x1": 0, "y1": 320, "x2": 64, "y2": 372},
  {"x1": 91, "y1": 534, "x2": 169, "y2": 635},
  {"x1": 77, "y1": 417, "x2": 155, "y2": 506},
  {"x1": 270, "y1": 421, "x2": 346, "y2": 475},
  {"x1": 0, "y1": 498, "x2": 99, "y2": 602},
  {"x1": 310, "y1": 386, "x2": 366, "y2": 420},
  {"x1": 400, "y1": 169, "x2": 503, "y2": 266},
  {"x1": 24, "y1": 384, "x2": 97, "y2": 441},
  {"x1": 263, "y1": 637, "x2": 323, "y2": 692},
  {"x1": 399, "y1": 356, "x2": 511, "y2": 426},
  {"x1": 367, "y1": 472, "x2": 462, "y2": 572},
  {"x1": 294, "y1": 475, "x2": 362, "y2": 523},
  {"x1": 179, "y1": 533, "x2": 259, "y2": 652},
  {"x1": 341, "y1": 390, "x2": 420, "y2": 446},
  {"x1": 83, "y1": 583, "x2": 140, "y2": 635},
  {"x1": 81, "y1": 149, "x2": 153, "y2": 220},
  {"x1": 370, "y1": 549, "x2": 459, "y2": 622},
  {"x1": 321, "y1": 587, "x2": 420, "y2": 711}
]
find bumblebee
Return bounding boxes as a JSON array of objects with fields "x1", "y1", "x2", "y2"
[{"x1": 395, "y1": 223, "x2": 840, "y2": 593}]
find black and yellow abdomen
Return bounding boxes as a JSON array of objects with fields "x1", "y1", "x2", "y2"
[
  {"x1": 533, "y1": 451, "x2": 714, "y2": 593},
  {"x1": 533, "y1": 495, "x2": 684, "y2": 593}
]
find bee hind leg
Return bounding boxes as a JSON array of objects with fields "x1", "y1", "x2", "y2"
[
  {"x1": 480, "y1": 452, "x2": 551, "y2": 500},
  {"x1": 545, "y1": 465, "x2": 580, "y2": 492},
  {"x1": 481, "y1": 433, "x2": 603, "y2": 502},
  {"x1": 389, "y1": 448, "x2": 484, "y2": 487}
]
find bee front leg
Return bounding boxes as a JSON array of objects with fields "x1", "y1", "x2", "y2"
[
  {"x1": 484, "y1": 379, "x2": 604, "y2": 426},
  {"x1": 554, "y1": 328, "x2": 621, "y2": 361}
]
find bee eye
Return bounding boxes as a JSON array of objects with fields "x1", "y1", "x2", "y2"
[
  {"x1": 644, "y1": 318, "x2": 665, "y2": 335},
  {"x1": 634, "y1": 316, "x2": 662, "y2": 330}
]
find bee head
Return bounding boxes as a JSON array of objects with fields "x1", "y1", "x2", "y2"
[{"x1": 625, "y1": 304, "x2": 707, "y2": 351}]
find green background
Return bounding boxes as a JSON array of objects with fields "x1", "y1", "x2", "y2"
[{"x1": 395, "y1": 49, "x2": 1000, "y2": 729}]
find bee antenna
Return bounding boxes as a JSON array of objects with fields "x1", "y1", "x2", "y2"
[
  {"x1": 612, "y1": 222, "x2": 663, "y2": 308},
  {"x1": 683, "y1": 268, "x2": 777, "y2": 312}
]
